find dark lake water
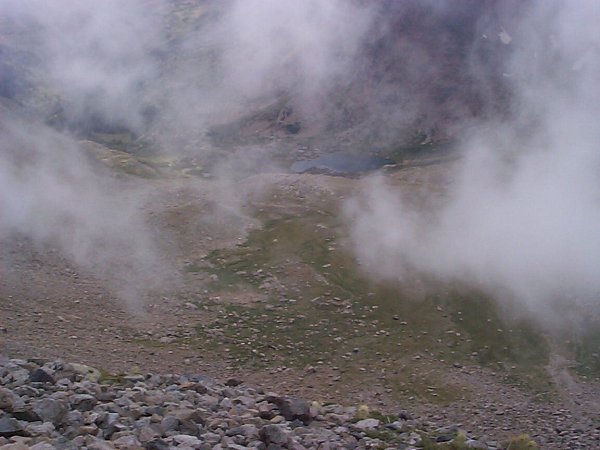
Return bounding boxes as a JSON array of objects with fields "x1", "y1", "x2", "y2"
[{"x1": 291, "y1": 151, "x2": 393, "y2": 175}]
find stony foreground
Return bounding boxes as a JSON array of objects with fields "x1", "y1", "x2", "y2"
[{"x1": 0, "y1": 357, "x2": 534, "y2": 450}]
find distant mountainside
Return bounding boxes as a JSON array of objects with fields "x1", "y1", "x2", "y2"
[{"x1": 0, "y1": 0, "x2": 525, "y2": 156}]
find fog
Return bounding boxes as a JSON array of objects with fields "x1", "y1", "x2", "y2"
[
  {"x1": 2, "y1": 0, "x2": 373, "y2": 146},
  {"x1": 0, "y1": 115, "x2": 168, "y2": 309},
  {"x1": 345, "y1": 1, "x2": 600, "y2": 322},
  {"x1": 0, "y1": 0, "x2": 373, "y2": 306},
  {"x1": 2, "y1": 0, "x2": 599, "y2": 320},
  {"x1": 2, "y1": 0, "x2": 165, "y2": 131}
]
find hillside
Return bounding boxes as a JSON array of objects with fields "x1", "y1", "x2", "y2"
[{"x1": 2, "y1": 1, "x2": 600, "y2": 449}]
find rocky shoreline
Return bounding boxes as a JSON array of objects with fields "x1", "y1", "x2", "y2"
[{"x1": 0, "y1": 356, "x2": 543, "y2": 450}]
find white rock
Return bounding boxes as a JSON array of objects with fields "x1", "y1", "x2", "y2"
[{"x1": 353, "y1": 418, "x2": 380, "y2": 431}]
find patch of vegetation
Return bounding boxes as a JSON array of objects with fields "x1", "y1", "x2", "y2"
[
  {"x1": 418, "y1": 432, "x2": 539, "y2": 450},
  {"x1": 98, "y1": 369, "x2": 126, "y2": 385},
  {"x1": 567, "y1": 322, "x2": 600, "y2": 378},
  {"x1": 431, "y1": 288, "x2": 552, "y2": 393},
  {"x1": 367, "y1": 410, "x2": 398, "y2": 424},
  {"x1": 351, "y1": 408, "x2": 398, "y2": 424},
  {"x1": 384, "y1": 134, "x2": 453, "y2": 164},
  {"x1": 190, "y1": 189, "x2": 552, "y2": 401},
  {"x1": 417, "y1": 433, "x2": 466, "y2": 450},
  {"x1": 90, "y1": 131, "x2": 134, "y2": 151},
  {"x1": 184, "y1": 263, "x2": 204, "y2": 273},
  {"x1": 390, "y1": 367, "x2": 467, "y2": 405},
  {"x1": 365, "y1": 428, "x2": 402, "y2": 446},
  {"x1": 503, "y1": 434, "x2": 539, "y2": 449}
]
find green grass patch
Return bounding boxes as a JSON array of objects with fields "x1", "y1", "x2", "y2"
[{"x1": 192, "y1": 192, "x2": 553, "y2": 399}]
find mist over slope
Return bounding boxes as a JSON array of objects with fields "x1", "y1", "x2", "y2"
[
  {"x1": 346, "y1": 0, "x2": 600, "y2": 323},
  {"x1": 1, "y1": 0, "x2": 599, "y2": 322},
  {"x1": 4, "y1": 5, "x2": 600, "y2": 447},
  {"x1": 0, "y1": 108, "x2": 171, "y2": 308},
  {"x1": 2, "y1": 0, "x2": 518, "y2": 146}
]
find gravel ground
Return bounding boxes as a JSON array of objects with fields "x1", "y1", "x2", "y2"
[{"x1": 2, "y1": 173, "x2": 600, "y2": 449}]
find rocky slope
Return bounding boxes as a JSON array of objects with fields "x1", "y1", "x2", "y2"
[
  {"x1": 0, "y1": 356, "x2": 548, "y2": 450},
  {"x1": 2, "y1": 165, "x2": 600, "y2": 449},
  {"x1": 2, "y1": 2, "x2": 600, "y2": 450}
]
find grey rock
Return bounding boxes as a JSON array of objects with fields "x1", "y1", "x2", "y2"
[
  {"x1": 353, "y1": 419, "x2": 380, "y2": 431},
  {"x1": 288, "y1": 419, "x2": 304, "y2": 429},
  {"x1": 0, "y1": 417, "x2": 26, "y2": 438},
  {"x1": 172, "y1": 434, "x2": 202, "y2": 446},
  {"x1": 265, "y1": 444, "x2": 285, "y2": 450},
  {"x1": 144, "y1": 438, "x2": 169, "y2": 450},
  {"x1": 29, "y1": 443, "x2": 57, "y2": 450},
  {"x1": 102, "y1": 413, "x2": 120, "y2": 429},
  {"x1": 179, "y1": 419, "x2": 202, "y2": 437},
  {"x1": 190, "y1": 384, "x2": 208, "y2": 395},
  {"x1": 112, "y1": 434, "x2": 142, "y2": 449},
  {"x1": 32, "y1": 398, "x2": 68, "y2": 425},
  {"x1": 8, "y1": 369, "x2": 30, "y2": 386},
  {"x1": 219, "y1": 398, "x2": 233, "y2": 409},
  {"x1": 397, "y1": 410, "x2": 413, "y2": 421},
  {"x1": 385, "y1": 420, "x2": 410, "y2": 432},
  {"x1": 234, "y1": 396, "x2": 255, "y2": 408},
  {"x1": 259, "y1": 425, "x2": 288, "y2": 446},
  {"x1": 226, "y1": 424, "x2": 258, "y2": 440},
  {"x1": 199, "y1": 395, "x2": 219, "y2": 409},
  {"x1": 226, "y1": 378, "x2": 243, "y2": 387},
  {"x1": 25, "y1": 421, "x2": 55, "y2": 437},
  {"x1": 171, "y1": 408, "x2": 205, "y2": 424},
  {"x1": 12, "y1": 407, "x2": 40, "y2": 423},
  {"x1": 267, "y1": 397, "x2": 312, "y2": 424},
  {"x1": 0, "y1": 387, "x2": 24, "y2": 413},
  {"x1": 160, "y1": 416, "x2": 180, "y2": 433},
  {"x1": 466, "y1": 439, "x2": 488, "y2": 449},
  {"x1": 70, "y1": 394, "x2": 98, "y2": 411},
  {"x1": 78, "y1": 423, "x2": 100, "y2": 436},
  {"x1": 0, "y1": 443, "x2": 30, "y2": 450},
  {"x1": 65, "y1": 409, "x2": 84, "y2": 427},
  {"x1": 435, "y1": 424, "x2": 459, "y2": 435},
  {"x1": 137, "y1": 426, "x2": 159, "y2": 443},
  {"x1": 29, "y1": 369, "x2": 55, "y2": 384},
  {"x1": 86, "y1": 436, "x2": 118, "y2": 449},
  {"x1": 200, "y1": 432, "x2": 221, "y2": 445},
  {"x1": 257, "y1": 403, "x2": 277, "y2": 420}
]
